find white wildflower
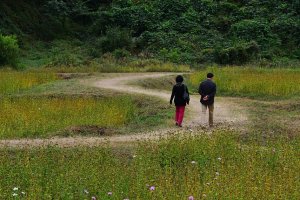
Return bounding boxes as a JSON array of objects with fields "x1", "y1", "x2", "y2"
[{"x1": 84, "y1": 189, "x2": 89, "y2": 194}]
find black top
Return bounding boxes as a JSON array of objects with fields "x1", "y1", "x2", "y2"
[
  {"x1": 198, "y1": 79, "x2": 216, "y2": 105},
  {"x1": 170, "y1": 83, "x2": 189, "y2": 106}
]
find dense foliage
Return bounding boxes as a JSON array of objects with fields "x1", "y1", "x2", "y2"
[
  {"x1": 0, "y1": 0, "x2": 299, "y2": 66},
  {"x1": 0, "y1": 34, "x2": 19, "y2": 67}
]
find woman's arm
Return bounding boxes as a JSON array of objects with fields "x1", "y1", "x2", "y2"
[{"x1": 170, "y1": 85, "x2": 175, "y2": 104}]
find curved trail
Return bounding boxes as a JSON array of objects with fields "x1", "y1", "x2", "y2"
[
  {"x1": 93, "y1": 73, "x2": 246, "y2": 127},
  {"x1": 0, "y1": 73, "x2": 247, "y2": 148}
]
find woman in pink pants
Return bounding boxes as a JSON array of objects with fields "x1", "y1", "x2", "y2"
[{"x1": 170, "y1": 75, "x2": 190, "y2": 127}]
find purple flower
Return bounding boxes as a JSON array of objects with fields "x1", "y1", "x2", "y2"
[
  {"x1": 108, "y1": 192, "x2": 113, "y2": 196},
  {"x1": 91, "y1": 197, "x2": 96, "y2": 200},
  {"x1": 188, "y1": 195, "x2": 194, "y2": 200},
  {"x1": 150, "y1": 186, "x2": 155, "y2": 191}
]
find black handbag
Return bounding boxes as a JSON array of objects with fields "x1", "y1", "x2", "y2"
[{"x1": 183, "y1": 84, "x2": 190, "y2": 102}]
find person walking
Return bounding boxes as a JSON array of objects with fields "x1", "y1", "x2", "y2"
[
  {"x1": 198, "y1": 73, "x2": 216, "y2": 127},
  {"x1": 170, "y1": 75, "x2": 190, "y2": 127}
]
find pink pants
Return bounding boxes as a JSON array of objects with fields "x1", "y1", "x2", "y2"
[{"x1": 175, "y1": 106, "x2": 185, "y2": 125}]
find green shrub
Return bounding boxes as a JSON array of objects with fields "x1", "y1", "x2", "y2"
[
  {"x1": 113, "y1": 49, "x2": 130, "y2": 60},
  {"x1": 0, "y1": 34, "x2": 19, "y2": 67},
  {"x1": 46, "y1": 40, "x2": 87, "y2": 67},
  {"x1": 216, "y1": 41, "x2": 259, "y2": 65},
  {"x1": 49, "y1": 51, "x2": 83, "y2": 67},
  {"x1": 230, "y1": 20, "x2": 280, "y2": 51},
  {"x1": 158, "y1": 48, "x2": 195, "y2": 64},
  {"x1": 97, "y1": 27, "x2": 133, "y2": 53},
  {"x1": 199, "y1": 48, "x2": 216, "y2": 63}
]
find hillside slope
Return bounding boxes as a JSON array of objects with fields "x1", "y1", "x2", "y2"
[{"x1": 0, "y1": 0, "x2": 299, "y2": 65}]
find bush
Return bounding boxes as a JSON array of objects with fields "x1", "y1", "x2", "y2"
[
  {"x1": 0, "y1": 34, "x2": 20, "y2": 68},
  {"x1": 113, "y1": 49, "x2": 130, "y2": 60},
  {"x1": 97, "y1": 27, "x2": 133, "y2": 53},
  {"x1": 46, "y1": 40, "x2": 87, "y2": 67},
  {"x1": 216, "y1": 41, "x2": 259, "y2": 65},
  {"x1": 199, "y1": 48, "x2": 216, "y2": 63},
  {"x1": 230, "y1": 20, "x2": 280, "y2": 51}
]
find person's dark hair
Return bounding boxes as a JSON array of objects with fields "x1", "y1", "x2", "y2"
[
  {"x1": 176, "y1": 75, "x2": 184, "y2": 83},
  {"x1": 207, "y1": 73, "x2": 214, "y2": 78}
]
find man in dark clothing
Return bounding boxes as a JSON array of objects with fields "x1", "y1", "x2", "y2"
[
  {"x1": 198, "y1": 73, "x2": 216, "y2": 127},
  {"x1": 170, "y1": 75, "x2": 190, "y2": 127}
]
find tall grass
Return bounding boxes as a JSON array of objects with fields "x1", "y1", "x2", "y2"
[
  {"x1": 0, "y1": 131, "x2": 299, "y2": 199},
  {"x1": 0, "y1": 70, "x2": 57, "y2": 95},
  {"x1": 39, "y1": 62, "x2": 190, "y2": 73},
  {"x1": 189, "y1": 67, "x2": 300, "y2": 98},
  {"x1": 0, "y1": 96, "x2": 135, "y2": 139}
]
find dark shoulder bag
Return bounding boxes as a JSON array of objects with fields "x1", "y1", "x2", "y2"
[{"x1": 183, "y1": 84, "x2": 190, "y2": 102}]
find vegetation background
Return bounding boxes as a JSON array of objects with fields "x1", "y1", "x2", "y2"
[{"x1": 0, "y1": 0, "x2": 299, "y2": 69}]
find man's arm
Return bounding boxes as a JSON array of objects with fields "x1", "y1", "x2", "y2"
[
  {"x1": 198, "y1": 82, "x2": 204, "y2": 96},
  {"x1": 208, "y1": 84, "x2": 216, "y2": 99}
]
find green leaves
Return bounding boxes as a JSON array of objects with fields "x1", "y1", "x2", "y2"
[
  {"x1": 1, "y1": 0, "x2": 300, "y2": 65},
  {"x1": 0, "y1": 34, "x2": 19, "y2": 68}
]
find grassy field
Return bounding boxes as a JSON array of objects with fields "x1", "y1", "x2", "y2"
[
  {"x1": 188, "y1": 67, "x2": 300, "y2": 99},
  {"x1": 0, "y1": 71, "x2": 173, "y2": 139},
  {"x1": 132, "y1": 67, "x2": 300, "y2": 99},
  {"x1": 1, "y1": 67, "x2": 300, "y2": 199},
  {"x1": 0, "y1": 131, "x2": 299, "y2": 199},
  {"x1": 0, "y1": 70, "x2": 57, "y2": 95},
  {"x1": 0, "y1": 96, "x2": 135, "y2": 139},
  {"x1": 242, "y1": 98, "x2": 300, "y2": 140}
]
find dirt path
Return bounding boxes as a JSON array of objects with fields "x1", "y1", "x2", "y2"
[
  {"x1": 0, "y1": 73, "x2": 247, "y2": 149},
  {"x1": 93, "y1": 73, "x2": 247, "y2": 127}
]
